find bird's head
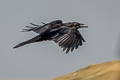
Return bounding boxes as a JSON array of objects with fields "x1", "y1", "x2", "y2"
[{"x1": 71, "y1": 22, "x2": 88, "y2": 29}]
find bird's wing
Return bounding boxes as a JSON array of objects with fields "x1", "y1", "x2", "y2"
[
  {"x1": 22, "y1": 23, "x2": 51, "y2": 34},
  {"x1": 53, "y1": 27, "x2": 85, "y2": 53},
  {"x1": 22, "y1": 20, "x2": 62, "y2": 34}
]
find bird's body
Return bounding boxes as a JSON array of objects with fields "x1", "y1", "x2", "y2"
[{"x1": 14, "y1": 20, "x2": 88, "y2": 53}]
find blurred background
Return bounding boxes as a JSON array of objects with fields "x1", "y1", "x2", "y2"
[{"x1": 0, "y1": 0, "x2": 120, "y2": 78}]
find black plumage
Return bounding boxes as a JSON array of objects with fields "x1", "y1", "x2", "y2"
[{"x1": 13, "y1": 20, "x2": 88, "y2": 53}]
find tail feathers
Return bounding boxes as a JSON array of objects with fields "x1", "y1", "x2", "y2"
[
  {"x1": 13, "y1": 40, "x2": 32, "y2": 48},
  {"x1": 13, "y1": 35, "x2": 41, "y2": 48}
]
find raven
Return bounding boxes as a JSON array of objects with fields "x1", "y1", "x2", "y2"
[{"x1": 13, "y1": 20, "x2": 88, "y2": 53}]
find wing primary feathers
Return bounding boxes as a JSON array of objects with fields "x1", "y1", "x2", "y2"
[
  {"x1": 64, "y1": 35, "x2": 72, "y2": 47},
  {"x1": 66, "y1": 47, "x2": 70, "y2": 54},
  {"x1": 64, "y1": 32, "x2": 76, "y2": 53},
  {"x1": 54, "y1": 34, "x2": 65, "y2": 43},
  {"x1": 41, "y1": 22, "x2": 46, "y2": 25},
  {"x1": 63, "y1": 47, "x2": 67, "y2": 51},
  {"x1": 58, "y1": 34, "x2": 68, "y2": 43},
  {"x1": 69, "y1": 35, "x2": 76, "y2": 52},
  {"x1": 59, "y1": 34, "x2": 70, "y2": 47},
  {"x1": 75, "y1": 38, "x2": 80, "y2": 49},
  {"x1": 71, "y1": 37, "x2": 77, "y2": 52},
  {"x1": 79, "y1": 33, "x2": 85, "y2": 42},
  {"x1": 59, "y1": 35, "x2": 69, "y2": 47},
  {"x1": 65, "y1": 35, "x2": 74, "y2": 53},
  {"x1": 79, "y1": 39, "x2": 82, "y2": 46},
  {"x1": 25, "y1": 26, "x2": 35, "y2": 28},
  {"x1": 71, "y1": 35, "x2": 76, "y2": 52},
  {"x1": 73, "y1": 37, "x2": 78, "y2": 49},
  {"x1": 30, "y1": 23, "x2": 41, "y2": 27},
  {"x1": 60, "y1": 35, "x2": 71, "y2": 48}
]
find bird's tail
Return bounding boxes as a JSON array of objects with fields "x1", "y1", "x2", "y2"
[{"x1": 13, "y1": 35, "x2": 41, "y2": 48}]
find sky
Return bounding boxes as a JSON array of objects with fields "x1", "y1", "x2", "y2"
[{"x1": 0, "y1": 0, "x2": 120, "y2": 78}]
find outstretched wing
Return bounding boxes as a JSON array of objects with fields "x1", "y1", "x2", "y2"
[
  {"x1": 22, "y1": 23, "x2": 50, "y2": 34},
  {"x1": 53, "y1": 27, "x2": 85, "y2": 53},
  {"x1": 22, "y1": 20, "x2": 63, "y2": 35}
]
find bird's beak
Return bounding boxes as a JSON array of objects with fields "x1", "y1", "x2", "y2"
[{"x1": 79, "y1": 24, "x2": 88, "y2": 28}]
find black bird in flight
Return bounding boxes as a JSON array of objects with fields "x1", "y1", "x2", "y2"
[{"x1": 13, "y1": 20, "x2": 88, "y2": 53}]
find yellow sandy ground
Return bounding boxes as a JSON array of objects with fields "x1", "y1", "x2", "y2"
[{"x1": 53, "y1": 60, "x2": 120, "y2": 80}]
